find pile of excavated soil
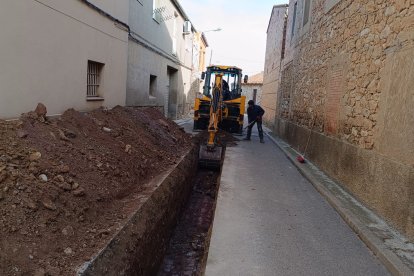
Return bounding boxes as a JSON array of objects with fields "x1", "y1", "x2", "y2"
[{"x1": 0, "y1": 105, "x2": 192, "y2": 275}]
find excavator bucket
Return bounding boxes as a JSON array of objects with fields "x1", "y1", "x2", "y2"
[{"x1": 198, "y1": 144, "x2": 223, "y2": 170}]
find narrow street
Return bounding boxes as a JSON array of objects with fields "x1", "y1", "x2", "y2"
[
  {"x1": 2, "y1": 1, "x2": 414, "y2": 275},
  {"x1": 201, "y1": 127, "x2": 390, "y2": 275}
]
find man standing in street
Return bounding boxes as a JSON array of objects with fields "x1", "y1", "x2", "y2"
[{"x1": 244, "y1": 100, "x2": 265, "y2": 143}]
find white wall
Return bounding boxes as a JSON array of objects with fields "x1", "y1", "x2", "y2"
[
  {"x1": 242, "y1": 85, "x2": 263, "y2": 110},
  {"x1": 89, "y1": 0, "x2": 129, "y2": 22},
  {"x1": 127, "y1": 42, "x2": 192, "y2": 117},
  {"x1": 0, "y1": 0, "x2": 129, "y2": 119},
  {"x1": 127, "y1": 0, "x2": 194, "y2": 119},
  {"x1": 128, "y1": 0, "x2": 193, "y2": 64}
]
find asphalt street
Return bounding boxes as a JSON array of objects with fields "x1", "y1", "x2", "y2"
[{"x1": 203, "y1": 128, "x2": 390, "y2": 276}]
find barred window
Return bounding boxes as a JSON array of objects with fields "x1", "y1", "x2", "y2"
[
  {"x1": 87, "y1": 61, "x2": 104, "y2": 98},
  {"x1": 303, "y1": 0, "x2": 311, "y2": 26},
  {"x1": 291, "y1": 2, "x2": 297, "y2": 37},
  {"x1": 153, "y1": 0, "x2": 163, "y2": 23}
]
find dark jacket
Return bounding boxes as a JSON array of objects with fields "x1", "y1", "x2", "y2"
[{"x1": 247, "y1": 105, "x2": 265, "y2": 122}]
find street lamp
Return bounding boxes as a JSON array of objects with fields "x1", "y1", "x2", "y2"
[
  {"x1": 201, "y1": 28, "x2": 222, "y2": 65},
  {"x1": 202, "y1": 28, "x2": 222, "y2": 33}
]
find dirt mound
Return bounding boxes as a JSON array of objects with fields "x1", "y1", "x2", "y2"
[{"x1": 0, "y1": 106, "x2": 192, "y2": 275}]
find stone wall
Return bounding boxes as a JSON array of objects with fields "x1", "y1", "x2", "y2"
[
  {"x1": 262, "y1": 5, "x2": 288, "y2": 127},
  {"x1": 283, "y1": 0, "x2": 414, "y2": 149},
  {"x1": 268, "y1": 0, "x2": 414, "y2": 239},
  {"x1": 278, "y1": 62, "x2": 294, "y2": 119}
]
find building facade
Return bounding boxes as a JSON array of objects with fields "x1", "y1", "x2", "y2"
[
  {"x1": 262, "y1": 5, "x2": 289, "y2": 127},
  {"x1": 126, "y1": 0, "x2": 197, "y2": 119},
  {"x1": 189, "y1": 32, "x2": 209, "y2": 107},
  {"x1": 241, "y1": 72, "x2": 264, "y2": 110},
  {"x1": 0, "y1": 0, "x2": 129, "y2": 119},
  {"x1": 265, "y1": 0, "x2": 414, "y2": 240}
]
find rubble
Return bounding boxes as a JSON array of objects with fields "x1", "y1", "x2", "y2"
[
  {"x1": 29, "y1": 152, "x2": 42, "y2": 161},
  {"x1": 64, "y1": 248, "x2": 73, "y2": 255},
  {"x1": 0, "y1": 105, "x2": 192, "y2": 275},
  {"x1": 34, "y1": 103, "x2": 47, "y2": 118},
  {"x1": 17, "y1": 129, "x2": 28, "y2": 139},
  {"x1": 38, "y1": 174, "x2": 48, "y2": 182}
]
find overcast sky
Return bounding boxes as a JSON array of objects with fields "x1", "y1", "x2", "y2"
[{"x1": 179, "y1": 0, "x2": 288, "y2": 76}]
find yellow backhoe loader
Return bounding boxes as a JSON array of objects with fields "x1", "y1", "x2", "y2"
[{"x1": 194, "y1": 65, "x2": 248, "y2": 169}]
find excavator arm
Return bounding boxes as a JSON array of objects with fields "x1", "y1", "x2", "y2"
[{"x1": 199, "y1": 74, "x2": 224, "y2": 169}]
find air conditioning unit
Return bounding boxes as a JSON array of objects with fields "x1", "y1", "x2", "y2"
[{"x1": 183, "y1": 21, "x2": 192, "y2": 35}]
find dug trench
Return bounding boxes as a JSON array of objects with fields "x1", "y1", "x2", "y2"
[
  {"x1": 0, "y1": 104, "x2": 234, "y2": 275},
  {"x1": 82, "y1": 133, "x2": 235, "y2": 276},
  {"x1": 156, "y1": 131, "x2": 238, "y2": 276},
  {"x1": 156, "y1": 164, "x2": 222, "y2": 276}
]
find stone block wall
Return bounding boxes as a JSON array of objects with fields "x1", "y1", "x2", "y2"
[
  {"x1": 270, "y1": 0, "x2": 414, "y2": 239},
  {"x1": 283, "y1": 0, "x2": 414, "y2": 149},
  {"x1": 262, "y1": 5, "x2": 289, "y2": 127}
]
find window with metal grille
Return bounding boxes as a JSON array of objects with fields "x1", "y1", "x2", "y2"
[
  {"x1": 303, "y1": 0, "x2": 311, "y2": 26},
  {"x1": 291, "y1": 2, "x2": 297, "y2": 38},
  {"x1": 87, "y1": 61, "x2": 103, "y2": 98},
  {"x1": 153, "y1": 0, "x2": 162, "y2": 23}
]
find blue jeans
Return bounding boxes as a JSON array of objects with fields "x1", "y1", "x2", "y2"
[{"x1": 247, "y1": 120, "x2": 263, "y2": 140}]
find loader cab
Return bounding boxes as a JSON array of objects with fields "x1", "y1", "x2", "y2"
[
  {"x1": 202, "y1": 66, "x2": 243, "y2": 100},
  {"x1": 194, "y1": 65, "x2": 247, "y2": 134}
]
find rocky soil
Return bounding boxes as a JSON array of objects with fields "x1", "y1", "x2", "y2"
[{"x1": 0, "y1": 104, "x2": 192, "y2": 275}]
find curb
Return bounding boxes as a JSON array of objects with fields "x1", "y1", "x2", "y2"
[{"x1": 265, "y1": 132, "x2": 414, "y2": 276}]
